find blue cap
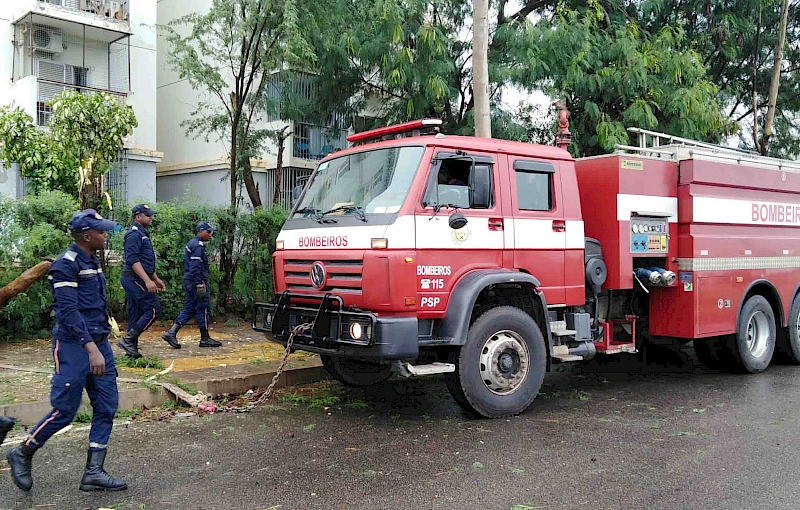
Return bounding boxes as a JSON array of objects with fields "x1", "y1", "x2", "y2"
[
  {"x1": 132, "y1": 204, "x2": 155, "y2": 217},
  {"x1": 68, "y1": 209, "x2": 117, "y2": 233},
  {"x1": 197, "y1": 221, "x2": 217, "y2": 233}
]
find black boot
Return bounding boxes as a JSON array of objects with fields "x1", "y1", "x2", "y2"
[
  {"x1": 161, "y1": 323, "x2": 182, "y2": 349},
  {"x1": 117, "y1": 327, "x2": 142, "y2": 359},
  {"x1": 7, "y1": 443, "x2": 36, "y2": 492},
  {"x1": 79, "y1": 449, "x2": 128, "y2": 492},
  {"x1": 199, "y1": 328, "x2": 222, "y2": 348},
  {"x1": 0, "y1": 416, "x2": 14, "y2": 445}
]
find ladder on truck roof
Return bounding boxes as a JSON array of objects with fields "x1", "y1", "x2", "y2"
[{"x1": 614, "y1": 127, "x2": 800, "y2": 173}]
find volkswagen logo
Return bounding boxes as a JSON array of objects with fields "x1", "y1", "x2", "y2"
[{"x1": 310, "y1": 262, "x2": 327, "y2": 289}]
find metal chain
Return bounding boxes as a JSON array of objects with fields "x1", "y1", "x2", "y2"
[{"x1": 218, "y1": 323, "x2": 313, "y2": 413}]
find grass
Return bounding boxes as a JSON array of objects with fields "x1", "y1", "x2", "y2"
[
  {"x1": 280, "y1": 393, "x2": 310, "y2": 404},
  {"x1": 116, "y1": 355, "x2": 165, "y2": 370},
  {"x1": 162, "y1": 399, "x2": 188, "y2": 411},
  {"x1": 0, "y1": 393, "x2": 15, "y2": 405},
  {"x1": 139, "y1": 380, "x2": 159, "y2": 394},
  {"x1": 73, "y1": 409, "x2": 93, "y2": 424},
  {"x1": 309, "y1": 395, "x2": 341, "y2": 408},
  {"x1": 345, "y1": 399, "x2": 369, "y2": 409},
  {"x1": 224, "y1": 318, "x2": 242, "y2": 327},
  {"x1": 250, "y1": 358, "x2": 266, "y2": 366}
]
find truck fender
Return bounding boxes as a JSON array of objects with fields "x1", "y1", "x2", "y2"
[
  {"x1": 437, "y1": 269, "x2": 551, "y2": 365},
  {"x1": 737, "y1": 279, "x2": 785, "y2": 328}
]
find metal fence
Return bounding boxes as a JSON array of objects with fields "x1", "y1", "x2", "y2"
[
  {"x1": 38, "y1": 0, "x2": 130, "y2": 21},
  {"x1": 262, "y1": 166, "x2": 312, "y2": 210}
]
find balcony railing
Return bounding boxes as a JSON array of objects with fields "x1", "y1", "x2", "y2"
[
  {"x1": 293, "y1": 123, "x2": 348, "y2": 161},
  {"x1": 37, "y1": 80, "x2": 127, "y2": 126},
  {"x1": 37, "y1": 0, "x2": 130, "y2": 22}
]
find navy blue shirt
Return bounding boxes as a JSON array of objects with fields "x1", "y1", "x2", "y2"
[
  {"x1": 123, "y1": 221, "x2": 156, "y2": 276},
  {"x1": 49, "y1": 243, "x2": 109, "y2": 345},
  {"x1": 184, "y1": 236, "x2": 209, "y2": 283}
]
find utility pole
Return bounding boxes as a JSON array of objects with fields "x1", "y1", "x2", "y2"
[{"x1": 473, "y1": 0, "x2": 491, "y2": 138}]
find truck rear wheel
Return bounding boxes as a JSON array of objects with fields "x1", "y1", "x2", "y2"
[
  {"x1": 320, "y1": 355, "x2": 393, "y2": 387},
  {"x1": 775, "y1": 296, "x2": 800, "y2": 364},
  {"x1": 725, "y1": 295, "x2": 776, "y2": 373},
  {"x1": 445, "y1": 306, "x2": 546, "y2": 419}
]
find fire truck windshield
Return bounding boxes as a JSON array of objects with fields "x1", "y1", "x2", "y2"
[{"x1": 293, "y1": 146, "x2": 425, "y2": 218}]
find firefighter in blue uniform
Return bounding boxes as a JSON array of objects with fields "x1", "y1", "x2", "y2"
[
  {"x1": 162, "y1": 221, "x2": 222, "y2": 348},
  {"x1": 117, "y1": 204, "x2": 169, "y2": 358},
  {"x1": 7, "y1": 210, "x2": 126, "y2": 493}
]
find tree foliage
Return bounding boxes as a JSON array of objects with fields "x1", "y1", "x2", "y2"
[
  {"x1": 163, "y1": 0, "x2": 317, "y2": 211},
  {"x1": 308, "y1": 0, "x2": 797, "y2": 157},
  {"x1": 0, "y1": 92, "x2": 137, "y2": 205}
]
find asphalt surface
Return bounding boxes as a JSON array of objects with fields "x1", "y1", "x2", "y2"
[{"x1": 2, "y1": 343, "x2": 800, "y2": 510}]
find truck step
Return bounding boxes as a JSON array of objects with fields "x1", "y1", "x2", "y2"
[
  {"x1": 551, "y1": 353, "x2": 583, "y2": 362},
  {"x1": 550, "y1": 345, "x2": 583, "y2": 362},
  {"x1": 395, "y1": 362, "x2": 456, "y2": 377}
]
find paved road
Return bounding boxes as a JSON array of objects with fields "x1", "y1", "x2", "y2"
[{"x1": 2, "y1": 344, "x2": 800, "y2": 510}]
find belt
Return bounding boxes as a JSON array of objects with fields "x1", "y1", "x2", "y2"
[{"x1": 122, "y1": 270, "x2": 155, "y2": 279}]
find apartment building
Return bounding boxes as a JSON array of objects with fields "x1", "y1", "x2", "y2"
[
  {"x1": 0, "y1": 0, "x2": 160, "y2": 206},
  {"x1": 155, "y1": 0, "x2": 349, "y2": 210}
]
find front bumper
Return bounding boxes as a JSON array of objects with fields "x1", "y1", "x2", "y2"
[{"x1": 252, "y1": 292, "x2": 418, "y2": 360}]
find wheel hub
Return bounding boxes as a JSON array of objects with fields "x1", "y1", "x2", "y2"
[
  {"x1": 479, "y1": 330, "x2": 529, "y2": 395},
  {"x1": 746, "y1": 310, "x2": 770, "y2": 359}
]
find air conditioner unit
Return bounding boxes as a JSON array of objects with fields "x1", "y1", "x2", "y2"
[{"x1": 31, "y1": 27, "x2": 64, "y2": 54}]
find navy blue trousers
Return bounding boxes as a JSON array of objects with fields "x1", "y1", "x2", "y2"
[
  {"x1": 26, "y1": 336, "x2": 118, "y2": 452},
  {"x1": 121, "y1": 274, "x2": 161, "y2": 332}
]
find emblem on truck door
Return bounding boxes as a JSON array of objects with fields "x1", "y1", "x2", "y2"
[{"x1": 310, "y1": 262, "x2": 327, "y2": 289}]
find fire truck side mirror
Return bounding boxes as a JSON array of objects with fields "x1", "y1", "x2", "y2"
[
  {"x1": 448, "y1": 211, "x2": 468, "y2": 230},
  {"x1": 470, "y1": 163, "x2": 491, "y2": 209}
]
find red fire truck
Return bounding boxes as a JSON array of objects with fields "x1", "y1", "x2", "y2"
[{"x1": 253, "y1": 119, "x2": 800, "y2": 418}]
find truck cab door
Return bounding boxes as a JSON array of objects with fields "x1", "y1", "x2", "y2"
[
  {"x1": 507, "y1": 157, "x2": 567, "y2": 306},
  {"x1": 413, "y1": 150, "x2": 504, "y2": 317}
]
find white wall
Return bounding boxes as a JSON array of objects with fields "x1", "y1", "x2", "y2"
[
  {"x1": 126, "y1": 160, "x2": 157, "y2": 203},
  {"x1": 127, "y1": 0, "x2": 157, "y2": 152},
  {"x1": 0, "y1": 165, "x2": 21, "y2": 199}
]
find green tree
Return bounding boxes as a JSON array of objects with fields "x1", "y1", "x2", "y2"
[
  {"x1": 164, "y1": 0, "x2": 320, "y2": 308},
  {"x1": 309, "y1": 0, "x2": 734, "y2": 155},
  {"x1": 0, "y1": 107, "x2": 78, "y2": 195},
  {"x1": 0, "y1": 92, "x2": 137, "y2": 207},
  {"x1": 623, "y1": 0, "x2": 800, "y2": 157},
  {"x1": 498, "y1": 0, "x2": 736, "y2": 155},
  {"x1": 48, "y1": 92, "x2": 137, "y2": 210},
  {"x1": 163, "y1": 0, "x2": 317, "y2": 211}
]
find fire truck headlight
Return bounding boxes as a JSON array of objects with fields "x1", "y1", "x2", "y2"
[
  {"x1": 371, "y1": 238, "x2": 388, "y2": 249},
  {"x1": 276, "y1": 240, "x2": 284, "y2": 250},
  {"x1": 349, "y1": 322, "x2": 363, "y2": 340}
]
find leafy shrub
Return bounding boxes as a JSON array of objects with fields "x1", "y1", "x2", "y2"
[{"x1": 1, "y1": 193, "x2": 286, "y2": 341}]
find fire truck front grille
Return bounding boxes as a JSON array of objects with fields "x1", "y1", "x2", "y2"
[{"x1": 284, "y1": 259, "x2": 363, "y2": 294}]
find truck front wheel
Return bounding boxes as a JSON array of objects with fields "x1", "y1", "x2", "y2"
[
  {"x1": 726, "y1": 295, "x2": 776, "y2": 373},
  {"x1": 320, "y1": 355, "x2": 393, "y2": 386},
  {"x1": 445, "y1": 306, "x2": 546, "y2": 418}
]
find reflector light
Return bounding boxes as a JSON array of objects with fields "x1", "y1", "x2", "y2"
[
  {"x1": 371, "y1": 238, "x2": 388, "y2": 249},
  {"x1": 346, "y1": 119, "x2": 443, "y2": 144}
]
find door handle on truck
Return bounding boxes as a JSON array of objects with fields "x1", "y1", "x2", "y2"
[
  {"x1": 488, "y1": 218, "x2": 504, "y2": 231},
  {"x1": 552, "y1": 220, "x2": 566, "y2": 232}
]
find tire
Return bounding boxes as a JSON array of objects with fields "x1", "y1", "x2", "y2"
[
  {"x1": 775, "y1": 296, "x2": 800, "y2": 364},
  {"x1": 692, "y1": 338, "x2": 728, "y2": 370},
  {"x1": 724, "y1": 295, "x2": 776, "y2": 373},
  {"x1": 320, "y1": 355, "x2": 393, "y2": 387},
  {"x1": 445, "y1": 306, "x2": 547, "y2": 419}
]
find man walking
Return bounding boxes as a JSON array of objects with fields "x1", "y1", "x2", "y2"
[
  {"x1": 7, "y1": 209, "x2": 126, "y2": 492},
  {"x1": 162, "y1": 221, "x2": 222, "y2": 348},
  {"x1": 118, "y1": 204, "x2": 169, "y2": 358}
]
